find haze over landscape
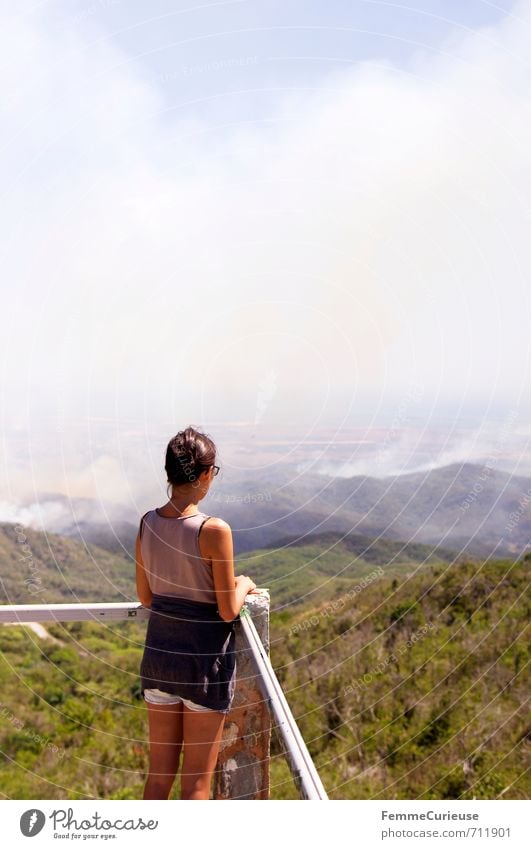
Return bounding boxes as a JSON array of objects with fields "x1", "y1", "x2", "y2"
[
  {"x1": 2, "y1": 0, "x2": 531, "y2": 535},
  {"x1": 0, "y1": 0, "x2": 530, "y2": 803}
]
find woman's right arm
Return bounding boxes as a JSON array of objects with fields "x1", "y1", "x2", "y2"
[{"x1": 205, "y1": 518, "x2": 256, "y2": 621}]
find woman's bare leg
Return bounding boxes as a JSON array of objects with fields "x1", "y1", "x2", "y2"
[
  {"x1": 143, "y1": 701, "x2": 184, "y2": 799},
  {"x1": 181, "y1": 706, "x2": 226, "y2": 800}
]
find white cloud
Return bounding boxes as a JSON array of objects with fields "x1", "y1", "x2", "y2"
[{"x1": 1, "y1": 1, "x2": 530, "y2": 503}]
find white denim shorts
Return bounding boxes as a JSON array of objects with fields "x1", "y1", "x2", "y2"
[{"x1": 143, "y1": 688, "x2": 216, "y2": 711}]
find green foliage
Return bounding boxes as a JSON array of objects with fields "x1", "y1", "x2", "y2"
[
  {"x1": 234, "y1": 531, "x2": 454, "y2": 608},
  {"x1": 45, "y1": 646, "x2": 78, "y2": 668},
  {"x1": 270, "y1": 554, "x2": 530, "y2": 800},
  {"x1": 0, "y1": 517, "x2": 529, "y2": 800},
  {"x1": 42, "y1": 685, "x2": 65, "y2": 706},
  {"x1": 0, "y1": 522, "x2": 136, "y2": 606}
]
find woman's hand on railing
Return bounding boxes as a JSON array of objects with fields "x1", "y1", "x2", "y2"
[{"x1": 235, "y1": 575, "x2": 260, "y2": 594}]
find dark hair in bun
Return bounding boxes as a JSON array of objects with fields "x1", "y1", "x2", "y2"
[{"x1": 165, "y1": 425, "x2": 217, "y2": 487}]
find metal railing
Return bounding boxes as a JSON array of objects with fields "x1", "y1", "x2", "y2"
[
  {"x1": 0, "y1": 600, "x2": 328, "y2": 800},
  {"x1": 239, "y1": 604, "x2": 328, "y2": 799}
]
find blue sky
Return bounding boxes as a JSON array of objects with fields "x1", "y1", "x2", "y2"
[
  {"x1": 1, "y1": 0, "x2": 531, "y2": 504},
  {"x1": 36, "y1": 1, "x2": 521, "y2": 126}
]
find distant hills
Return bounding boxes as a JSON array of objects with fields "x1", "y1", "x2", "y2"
[
  {"x1": 236, "y1": 532, "x2": 464, "y2": 610},
  {"x1": 8, "y1": 461, "x2": 529, "y2": 561},
  {"x1": 0, "y1": 522, "x2": 135, "y2": 606},
  {"x1": 0, "y1": 521, "x2": 461, "y2": 610},
  {"x1": 222, "y1": 461, "x2": 530, "y2": 559}
]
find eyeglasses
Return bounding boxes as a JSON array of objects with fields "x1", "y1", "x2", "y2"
[{"x1": 212, "y1": 465, "x2": 220, "y2": 476}]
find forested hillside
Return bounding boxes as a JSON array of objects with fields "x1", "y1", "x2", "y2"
[
  {"x1": 271, "y1": 553, "x2": 529, "y2": 799},
  {"x1": 0, "y1": 533, "x2": 528, "y2": 799},
  {"x1": 0, "y1": 520, "x2": 458, "y2": 610},
  {"x1": 0, "y1": 522, "x2": 135, "y2": 604}
]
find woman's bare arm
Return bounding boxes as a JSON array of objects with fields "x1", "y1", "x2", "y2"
[
  {"x1": 135, "y1": 533, "x2": 153, "y2": 608},
  {"x1": 203, "y1": 518, "x2": 256, "y2": 621}
]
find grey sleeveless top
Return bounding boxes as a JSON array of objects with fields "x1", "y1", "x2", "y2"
[{"x1": 139, "y1": 508, "x2": 217, "y2": 603}]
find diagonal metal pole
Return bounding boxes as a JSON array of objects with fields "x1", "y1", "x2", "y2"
[{"x1": 239, "y1": 605, "x2": 329, "y2": 800}]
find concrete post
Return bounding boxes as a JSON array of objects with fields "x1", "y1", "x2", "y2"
[{"x1": 213, "y1": 589, "x2": 271, "y2": 800}]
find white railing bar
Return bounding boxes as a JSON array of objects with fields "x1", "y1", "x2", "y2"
[{"x1": 0, "y1": 602, "x2": 150, "y2": 623}]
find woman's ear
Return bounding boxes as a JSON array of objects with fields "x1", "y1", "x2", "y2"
[{"x1": 192, "y1": 469, "x2": 209, "y2": 488}]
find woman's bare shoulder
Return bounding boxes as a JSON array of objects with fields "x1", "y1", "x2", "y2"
[
  {"x1": 199, "y1": 515, "x2": 232, "y2": 561},
  {"x1": 202, "y1": 515, "x2": 232, "y2": 533}
]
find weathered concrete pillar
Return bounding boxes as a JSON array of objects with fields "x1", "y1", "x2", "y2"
[{"x1": 213, "y1": 589, "x2": 271, "y2": 800}]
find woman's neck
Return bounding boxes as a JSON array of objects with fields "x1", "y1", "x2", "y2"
[{"x1": 163, "y1": 498, "x2": 198, "y2": 517}]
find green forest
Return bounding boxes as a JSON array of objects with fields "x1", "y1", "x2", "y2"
[{"x1": 0, "y1": 521, "x2": 529, "y2": 799}]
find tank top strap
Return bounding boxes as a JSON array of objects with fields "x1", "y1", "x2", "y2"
[
  {"x1": 139, "y1": 510, "x2": 151, "y2": 541},
  {"x1": 197, "y1": 513, "x2": 213, "y2": 536}
]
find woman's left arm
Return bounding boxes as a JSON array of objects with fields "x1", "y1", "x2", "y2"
[{"x1": 135, "y1": 533, "x2": 153, "y2": 608}]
